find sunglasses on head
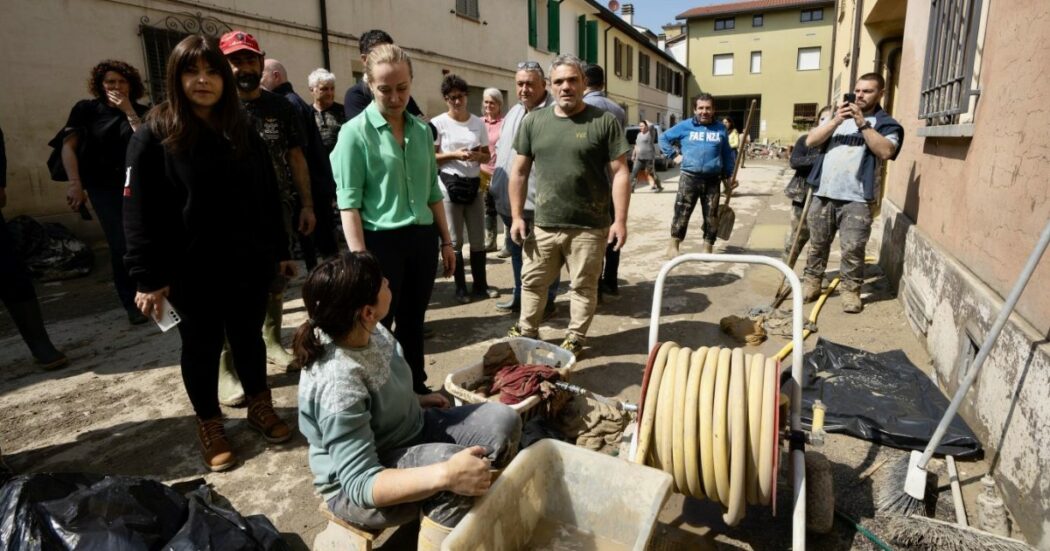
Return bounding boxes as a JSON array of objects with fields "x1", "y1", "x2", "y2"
[{"x1": 517, "y1": 61, "x2": 542, "y2": 70}]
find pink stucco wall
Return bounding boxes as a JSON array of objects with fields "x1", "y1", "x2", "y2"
[{"x1": 886, "y1": 0, "x2": 1050, "y2": 329}]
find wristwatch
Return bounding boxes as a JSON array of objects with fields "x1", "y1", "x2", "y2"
[{"x1": 856, "y1": 121, "x2": 872, "y2": 132}]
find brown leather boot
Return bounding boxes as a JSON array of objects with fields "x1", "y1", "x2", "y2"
[
  {"x1": 247, "y1": 390, "x2": 292, "y2": 443},
  {"x1": 802, "y1": 276, "x2": 823, "y2": 303},
  {"x1": 197, "y1": 416, "x2": 237, "y2": 472}
]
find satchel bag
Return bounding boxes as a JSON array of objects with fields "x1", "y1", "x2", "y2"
[{"x1": 441, "y1": 173, "x2": 481, "y2": 205}]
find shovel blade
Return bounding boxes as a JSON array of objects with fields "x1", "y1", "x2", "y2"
[
  {"x1": 904, "y1": 450, "x2": 927, "y2": 500},
  {"x1": 717, "y1": 205, "x2": 735, "y2": 241}
]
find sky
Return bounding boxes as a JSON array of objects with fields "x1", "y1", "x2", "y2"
[{"x1": 628, "y1": 0, "x2": 724, "y2": 32}]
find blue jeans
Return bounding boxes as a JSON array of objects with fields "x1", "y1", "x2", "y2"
[
  {"x1": 500, "y1": 214, "x2": 558, "y2": 305},
  {"x1": 86, "y1": 187, "x2": 136, "y2": 311}
]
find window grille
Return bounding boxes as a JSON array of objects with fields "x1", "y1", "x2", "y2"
[
  {"x1": 918, "y1": 0, "x2": 983, "y2": 124},
  {"x1": 138, "y1": 12, "x2": 231, "y2": 103},
  {"x1": 793, "y1": 103, "x2": 818, "y2": 123}
]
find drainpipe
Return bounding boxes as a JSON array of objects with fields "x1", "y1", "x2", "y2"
[
  {"x1": 826, "y1": 0, "x2": 839, "y2": 105},
  {"x1": 319, "y1": 0, "x2": 331, "y2": 70},
  {"x1": 849, "y1": 0, "x2": 864, "y2": 87},
  {"x1": 604, "y1": 23, "x2": 612, "y2": 89}
]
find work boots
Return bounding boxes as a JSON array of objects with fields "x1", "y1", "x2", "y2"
[
  {"x1": 470, "y1": 251, "x2": 499, "y2": 299},
  {"x1": 417, "y1": 515, "x2": 454, "y2": 551},
  {"x1": 246, "y1": 389, "x2": 292, "y2": 444},
  {"x1": 703, "y1": 242, "x2": 714, "y2": 254},
  {"x1": 7, "y1": 300, "x2": 68, "y2": 370},
  {"x1": 497, "y1": 228, "x2": 511, "y2": 258},
  {"x1": 665, "y1": 238, "x2": 681, "y2": 260},
  {"x1": 484, "y1": 214, "x2": 498, "y2": 252},
  {"x1": 263, "y1": 292, "x2": 294, "y2": 368},
  {"x1": 197, "y1": 416, "x2": 237, "y2": 472},
  {"x1": 217, "y1": 345, "x2": 246, "y2": 407},
  {"x1": 453, "y1": 251, "x2": 469, "y2": 303},
  {"x1": 841, "y1": 289, "x2": 864, "y2": 313},
  {"x1": 802, "y1": 277, "x2": 823, "y2": 303}
]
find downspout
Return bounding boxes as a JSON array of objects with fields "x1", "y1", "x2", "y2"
[
  {"x1": 604, "y1": 23, "x2": 613, "y2": 91},
  {"x1": 848, "y1": 0, "x2": 864, "y2": 87},
  {"x1": 319, "y1": 0, "x2": 331, "y2": 70},
  {"x1": 826, "y1": 1, "x2": 839, "y2": 105}
]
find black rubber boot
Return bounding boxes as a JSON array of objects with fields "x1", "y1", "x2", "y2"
[
  {"x1": 470, "y1": 251, "x2": 499, "y2": 299},
  {"x1": 453, "y1": 252, "x2": 469, "y2": 303},
  {"x1": 7, "y1": 300, "x2": 67, "y2": 370}
]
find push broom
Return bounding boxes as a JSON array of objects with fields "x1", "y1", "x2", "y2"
[{"x1": 878, "y1": 218, "x2": 1050, "y2": 518}]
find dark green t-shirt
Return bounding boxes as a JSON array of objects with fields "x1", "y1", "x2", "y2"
[{"x1": 513, "y1": 104, "x2": 630, "y2": 229}]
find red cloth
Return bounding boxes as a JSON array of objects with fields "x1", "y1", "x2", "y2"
[{"x1": 490, "y1": 364, "x2": 560, "y2": 405}]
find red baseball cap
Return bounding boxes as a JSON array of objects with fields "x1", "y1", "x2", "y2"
[{"x1": 219, "y1": 30, "x2": 264, "y2": 56}]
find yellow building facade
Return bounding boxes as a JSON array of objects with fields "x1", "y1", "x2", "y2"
[{"x1": 680, "y1": 0, "x2": 833, "y2": 145}]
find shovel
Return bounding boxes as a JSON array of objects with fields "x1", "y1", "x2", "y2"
[
  {"x1": 770, "y1": 186, "x2": 814, "y2": 308},
  {"x1": 716, "y1": 99, "x2": 757, "y2": 241}
]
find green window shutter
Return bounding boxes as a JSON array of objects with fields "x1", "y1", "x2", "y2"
[
  {"x1": 586, "y1": 20, "x2": 598, "y2": 64},
  {"x1": 528, "y1": 0, "x2": 537, "y2": 48},
  {"x1": 578, "y1": 15, "x2": 586, "y2": 58},
  {"x1": 547, "y1": 0, "x2": 560, "y2": 53}
]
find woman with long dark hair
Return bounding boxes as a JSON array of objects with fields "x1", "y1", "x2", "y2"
[
  {"x1": 124, "y1": 35, "x2": 296, "y2": 471},
  {"x1": 295, "y1": 251, "x2": 520, "y2": 547},
  {"x1": 59, "y1": 60, "x2": 150, "y2": 324}
]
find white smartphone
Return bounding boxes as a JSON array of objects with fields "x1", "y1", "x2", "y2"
[{"x1": 154, "y1": 297, "x2": 182, "y2": 332}]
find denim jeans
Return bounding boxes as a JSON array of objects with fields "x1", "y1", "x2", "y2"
[{"x1": 86, "y1": 187, "x2": 136, "y2": 311}]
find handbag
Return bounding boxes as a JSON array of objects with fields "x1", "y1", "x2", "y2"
[{"x1": 441, "y1": 173, "x2": 481, "y2": 205}]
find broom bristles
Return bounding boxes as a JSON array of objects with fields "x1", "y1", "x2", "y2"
[
  {"x1": 875, "y1": 454, "x2": 926, "y2": 516},
  {"x1": 887, "y1": 515, "x2": 1035, "y2": 551}
]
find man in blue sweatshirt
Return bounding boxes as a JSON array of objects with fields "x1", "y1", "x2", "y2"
[{"x1": 660, "y1": 94, "x2": 734, "y2": 257}]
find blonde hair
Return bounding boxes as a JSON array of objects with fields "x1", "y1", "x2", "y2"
[{"x1": 364, "y1": 43, "x2": 413, "y2": 82}]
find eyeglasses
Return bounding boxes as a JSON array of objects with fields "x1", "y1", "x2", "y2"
[
  {"x1": 517, "y1": 61, "x2": 542, "y2": 70},
  {"x1": 445, "y1": 94, "x2": 467, "y2": 102}
]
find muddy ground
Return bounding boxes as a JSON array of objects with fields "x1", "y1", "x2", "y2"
[{"x1": 0, "y1": 161, "x2": 995, "y2": 549}]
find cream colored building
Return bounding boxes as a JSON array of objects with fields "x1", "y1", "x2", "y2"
[
  {"x1": 1, "y1": 0, "x2": 525, "y2": 224},
  {"x1": 679, "y1": 0, "x2": 833, "y2": 144},
  {"x1": 829, "y1": 0, "x2": 1050, "y2": 547},
  {"x1": 525, "y1": 1, "x2": 688, "y2": 127}
]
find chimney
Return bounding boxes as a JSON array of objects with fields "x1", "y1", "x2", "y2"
[
  {"x1": 658, "y1": 33, "x2": 666, "y2": 50},
  {"x1": 622, "y1": 3, "x2": 634, "y2": 25}
]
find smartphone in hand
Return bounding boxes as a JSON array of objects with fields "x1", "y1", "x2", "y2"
[{"x1": 843, "y1": 93, "x2": 857, "y2": 104}]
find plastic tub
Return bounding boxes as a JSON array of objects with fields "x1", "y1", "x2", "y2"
[
  {"x1": 442, "y1": 439, "x2": 672, "y2": 551},
  {"x1": 443, "y1": 338, "x2": 576, "y2": 419}
]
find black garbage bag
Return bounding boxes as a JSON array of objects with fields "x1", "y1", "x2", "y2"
[
  {"x1": 6, "y1": 216, "x2": 93, "y2": 281},
  {"x1": 800, "y1": 338, "x2": 982, "y2": 458},
  {"x1": 0, "y1": 473, "x2": 288, "y2": 551}
]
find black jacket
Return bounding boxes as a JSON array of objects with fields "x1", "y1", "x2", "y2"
[
  {"x1": 272, "y1": 82, "x2": 336, "y2": 203},
  {"x1": 123, "y1": 124, "x2": 289, "y2": 292}
]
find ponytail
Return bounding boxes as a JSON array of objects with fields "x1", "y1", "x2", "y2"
[{"x1": 291, "y1": 320, "x2": 325, "y2": 370}]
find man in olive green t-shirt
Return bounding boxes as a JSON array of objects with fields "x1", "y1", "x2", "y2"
[{"x1": 507, "y1": 55, "x2": 631, "y2": 356}]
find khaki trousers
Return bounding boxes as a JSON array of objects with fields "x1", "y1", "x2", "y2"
[{"x1": 520, "y1": 226, "x2": 607, "y2": 339}]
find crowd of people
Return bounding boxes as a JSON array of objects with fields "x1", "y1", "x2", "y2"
[{"x1": 0, "y1": 23, "x2": 901, "y2": 545}]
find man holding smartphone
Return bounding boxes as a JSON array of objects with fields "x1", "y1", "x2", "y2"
[{"x1": 801, "y1": 72, "x2": 904, "y2": 313}]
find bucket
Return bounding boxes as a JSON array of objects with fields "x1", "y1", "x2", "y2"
[{"x1": 442, "y1": 439, "x2": 672, "y2": 551}]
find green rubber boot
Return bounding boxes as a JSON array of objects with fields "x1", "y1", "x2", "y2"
[
  {"x1": 217, "y1": 342, "x2": 246, "y2": 407},
  {"x1": 263, "y1": 292, "x2": 295, "y2": 369}
]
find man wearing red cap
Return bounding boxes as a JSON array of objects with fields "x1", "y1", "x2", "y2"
[{"x1": 216, "y1": 30, "x2": 314, "y2": 405}]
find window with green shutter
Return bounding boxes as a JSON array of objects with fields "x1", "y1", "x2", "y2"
[
  {"x1": 578, "y1": 15, "x2": 586, "y2": 58},
  {"x1": 586, "y1": 20, "x2": 598, "y2": 64},
  {"x1": 528, "y1": 0, "x2": 537, "y2": 48},
  {"x1": 547, "y1": 0, "x2": 560, "y2": 53}
]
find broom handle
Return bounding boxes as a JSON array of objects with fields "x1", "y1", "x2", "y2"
[
  {"x1": 724, "y1": 100, "x2": 757, "y2": 208},
  {"x1": 918, "y1": 218, "x2": 1050, "y2": 469}
]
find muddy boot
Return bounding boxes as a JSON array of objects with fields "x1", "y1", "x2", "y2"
[
  {"x1": 665, "y1": 238, "x2": 681, "y2": 260},
  {"x1": 246, "y1": 389, "x2": 292, "y2": 443},
  {"x1": 417, "y1": 515, "x2": 454, "y2": 551},
  {"x1": 470, "y1": 251, "x2": 499, "y2": 299},
  {"x1": 7, "y1": 300, "x2": 68, "y2": 370},
  {"x1": 217, "y1": 343, "x2": 246, "y2": 407},
  {"x1": 484, "y1": 214, "x2": 498, "y2": 252},
  {"x1": 453, "y1": 252, "x2": 469, "y2": 303},
  {"x1": 263, "y1": 293, "x2": 294, "y2": 368},
  {"x1": 703, "y1": 242, "x2": 714, "y2": 254},
  {"x1": 802, "y1": 276, "x2": 823, "y2": 303},
  {"x1": 497, "y1": 228, "x2": 511, "y2": 258},
  {"x1": 841, "y1": 289, "x2": 863, "y2": 313},
  {"x1": 197, "y1": 416, "x2": 237, "y2": 472}
]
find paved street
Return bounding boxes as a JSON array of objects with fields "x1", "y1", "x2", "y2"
[{"x1": 0, "y1": 160, "x2": 982, "y2": 549}]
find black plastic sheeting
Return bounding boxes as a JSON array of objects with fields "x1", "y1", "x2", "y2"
[
  {"x1": 0, "y1": 473, "x2": 289, "y2": 551},
  {"x1": 7, "y1": 216, "x2": 93, "y2": 281},
  {"x1": 800, "y1": 338, "x2": 982, "y2": 458}
]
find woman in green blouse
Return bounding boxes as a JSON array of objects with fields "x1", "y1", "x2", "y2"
[{"x1": 330, "y1": 44, "x2": 455, "y2": 394}]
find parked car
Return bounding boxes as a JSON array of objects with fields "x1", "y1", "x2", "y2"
[{"x1": 625, "y1": 124, "x2": 671, "y2": 171}]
